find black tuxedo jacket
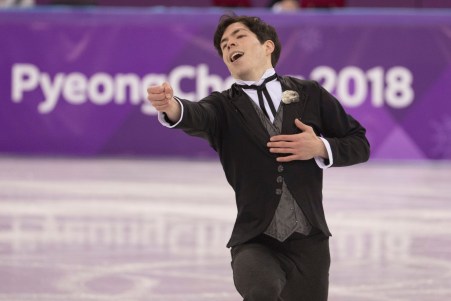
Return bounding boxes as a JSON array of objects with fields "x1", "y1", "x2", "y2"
[{"x1": 174, "y1": 76, "x2": 370, "y2": 248}]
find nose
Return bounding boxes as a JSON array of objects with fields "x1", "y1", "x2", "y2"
[{"x1": 226, "y1": 39, "x2": 237, "y2": 50}]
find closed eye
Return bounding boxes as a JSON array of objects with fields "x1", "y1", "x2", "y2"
[{"x1": 220, "y1": 29, "x2": 248, "y2": 50}]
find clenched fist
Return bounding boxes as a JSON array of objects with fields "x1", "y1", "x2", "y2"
[{"x1": 147, "y1": 82, "x2": 181, "y2": 122}]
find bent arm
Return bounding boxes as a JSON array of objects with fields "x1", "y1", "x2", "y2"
[{"x1": 319, "y1": 84, "x2": 370, "y2": 167}]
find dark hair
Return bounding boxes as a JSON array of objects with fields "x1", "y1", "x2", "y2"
[{"x1": 213, "y1": 14, "x2": 282, "y2": 67}]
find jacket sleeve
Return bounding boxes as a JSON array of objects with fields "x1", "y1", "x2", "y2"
[
  {"x1": 318, "y1": 83, "x2": 371, "y2": 167},
  {"x1": 173, "y1": 92, "x2": 223, "y2": 150}
]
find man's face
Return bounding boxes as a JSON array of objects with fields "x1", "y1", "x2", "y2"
[{"x1": 220, "y1": 22, "x2": 274, "y2": 81}]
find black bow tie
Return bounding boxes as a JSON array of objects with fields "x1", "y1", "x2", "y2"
[{"x1": 237, "y1": 73, "x2": 278, "y2": 119}]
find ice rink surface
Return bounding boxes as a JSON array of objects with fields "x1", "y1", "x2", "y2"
[{"x1": 1, "y1": 157, "x2": 450, "y2": 301}]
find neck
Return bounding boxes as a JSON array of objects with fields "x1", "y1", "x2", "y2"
[
  {"x1": 237, "y1": 71, "x2": 265, "y2": 82},
  {"x1": 235, "y1": 62, "x2": 274, "y2": 81},
  {"x1": 236, "y1": 68, "x2": 275, "y2": 84}
]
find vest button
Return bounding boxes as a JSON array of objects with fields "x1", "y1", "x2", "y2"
[
  {"x1": 277, "y1": 165, "x2": 284, "y2": 172},
  {"x1": 275, "y1": 189, "x2": 282, "y2": 195},
  {"x1": 276, "y1": 176, "x2": 283, "y2": 183}
]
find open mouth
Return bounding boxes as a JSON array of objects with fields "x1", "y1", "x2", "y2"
[{"x1": 230, "y1": 51, "x2": 244, "y2": 63}]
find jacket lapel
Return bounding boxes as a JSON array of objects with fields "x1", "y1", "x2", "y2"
[
  {"x1": 229, "y1": 85, "x2": 271, "y2": 150},
  {"x1": 279, "y1": 77, "x2": 308, "y2": 134},
  {"x1": 228, "y1": 77, "x2": 309, "y2": 147}
]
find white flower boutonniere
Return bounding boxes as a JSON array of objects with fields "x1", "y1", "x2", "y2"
[{"x1": 281, "y1": 90, "x2": 300, "y2": 104}]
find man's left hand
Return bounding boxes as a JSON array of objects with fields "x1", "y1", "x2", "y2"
[{"x1": 267, "y1": 119, "x2": 328, "y2": 162}]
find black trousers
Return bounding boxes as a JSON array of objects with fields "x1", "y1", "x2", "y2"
[{"x1": 230, "y1": 231, "x2": 330, "y2": 301}]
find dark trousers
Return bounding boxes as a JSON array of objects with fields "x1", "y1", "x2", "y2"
[{"x1": 230, "y1": 231, "x2": 330, "y2": 301}]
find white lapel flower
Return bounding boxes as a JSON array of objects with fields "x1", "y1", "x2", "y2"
[{"x1": 281, "y1": 90, "x2": 300, "y2": 104}]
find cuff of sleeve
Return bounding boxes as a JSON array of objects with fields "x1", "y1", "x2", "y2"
[
  {"x1": 157, "y1": 96, "x2": 184, "y2": 128},
  {"x1": 314, "y1": 137, "x2": 333, "y2": 169}
]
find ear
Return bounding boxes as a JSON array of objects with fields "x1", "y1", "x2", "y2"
[{"x1": 264, "y1": 40, "x2": 275, "y2": 55}]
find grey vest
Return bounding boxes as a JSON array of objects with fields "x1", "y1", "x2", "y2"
[{"x1": 249, "y1": 99, "x2": 312, "y2": 241}]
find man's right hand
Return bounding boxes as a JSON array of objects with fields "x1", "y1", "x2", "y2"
[{"x1": 147, "y1": 82, "x2": 181, "y2": 122}]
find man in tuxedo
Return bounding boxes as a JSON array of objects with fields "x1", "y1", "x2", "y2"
[{"x1": 147, "y1": 14, "x2": 370, "y2": 301}]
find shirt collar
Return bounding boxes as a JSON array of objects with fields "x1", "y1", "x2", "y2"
[{"x1": 235, "y1": 68, "x2": 276, "y2": 86}]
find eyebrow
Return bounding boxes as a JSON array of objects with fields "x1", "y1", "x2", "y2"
[{"x1": 220, "y1": 28, "x2": 247, "y2": 45}]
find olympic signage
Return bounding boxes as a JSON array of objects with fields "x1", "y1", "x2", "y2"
[
  {"x1": 1, "y1": 8, "x2": 450, "y2": 159},
  {"x1": 11, "y1": 63, "x2": 415, "y2": 115}
]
